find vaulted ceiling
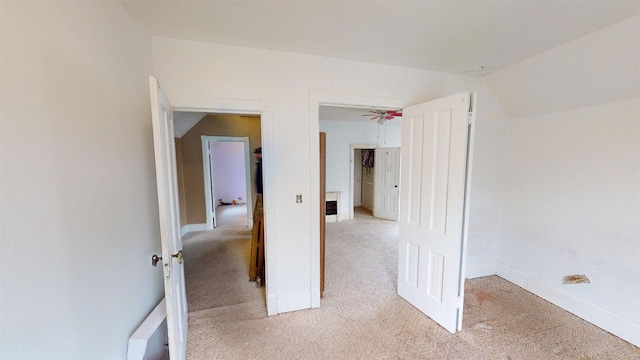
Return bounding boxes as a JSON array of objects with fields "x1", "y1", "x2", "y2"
[{"x1": 121, "y1": 1, "x2": 638, "y2": 76}]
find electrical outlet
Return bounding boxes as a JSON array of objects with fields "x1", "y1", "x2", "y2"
[{"x1": 296, "y1": 194, "x2": 302, "y2": 203}]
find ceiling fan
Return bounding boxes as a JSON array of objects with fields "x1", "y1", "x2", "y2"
[{"x1": 362, "y1": 109, "x2": 403, "y2": 124}]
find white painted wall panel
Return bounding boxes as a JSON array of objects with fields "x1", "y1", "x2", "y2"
[
  {"x1": 152, "y1": 37, "x2": 506, "y2": 312},
  {"x1": 484, "y1": 15, "x2": 640, "y2": 344},
  {"x1": 499, "y1": 98, "x2": 640, "y2": 326},
  {"x1": 0, "y1": 2, "x2": 163, "y2": 358}
]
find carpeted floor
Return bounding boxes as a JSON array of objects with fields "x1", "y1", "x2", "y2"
[{"x1": 183, "y1": 206, "x2": 639, "y2": 359}]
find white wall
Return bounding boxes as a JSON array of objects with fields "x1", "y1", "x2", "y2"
[
  {"x1": 485, "y1": 15, "x2": 640, "y2": 119},
  {"x1": 0, "y1": 2, "x2": 165, "y2": 358},
  {"x1": 152, "y1": 37, "x2": 507, "y2": 313},
  {"x1": 212, "y1": 141, "x2": 247, "y2": 204},
  {"x1": 319, "y1": 120, "x2": 402, "y2": 216},
  {"x1": 485, "y1": 15, "x2": 640, "y2": 346}
]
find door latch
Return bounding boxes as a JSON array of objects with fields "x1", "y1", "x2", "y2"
[
  {"x1": 151, "y1": 254, "x2": 162, "y2": 267},
  {"x1": 152, "y1": 251, "x2": 183, "y2": 267},
  {"x1": 172, "y1": 250, "x2": 184, "y2": 264}
]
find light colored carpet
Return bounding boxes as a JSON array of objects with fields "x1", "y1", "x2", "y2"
[
  {"x1": 183, "y1": 206, "x2": 639, "y2": 359},
  {"x1": 183, "y1": 205, "x2": 264, "y2": 312}
]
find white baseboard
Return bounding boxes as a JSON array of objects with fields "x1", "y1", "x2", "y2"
[
  {"x1": 496, "y1": 262, "x2": 640, "y2": 347},
  {"x1": 276, "y1": 291, "x2": 312, "y2": 314},
  {"x1": 180, "y1": 223, "x2": 208, "y2": 237},
  {"x1": 326, "y1": 214, "x2": 338, "y2": 223},
  {"x1": 465, "y1": 262, "x2": 497, "y2": 279},
  {"x1": 127, "y1": 298, "x2": 167, "y2": 360}
]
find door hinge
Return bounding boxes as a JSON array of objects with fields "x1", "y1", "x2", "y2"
[
  {"x1": 467, "y1": 92, "x2": 475, "y2": 126},
  {"x1": 457, "y1": 296, "x2": 463, "y2": 308}
]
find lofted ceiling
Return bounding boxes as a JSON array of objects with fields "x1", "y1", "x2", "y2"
[
  {"x1": 121, "y1": 1, "x2": 638, "y2": 76},
  {"x1": 173, "y1": 112, "x2": 206, "y2": 138}
]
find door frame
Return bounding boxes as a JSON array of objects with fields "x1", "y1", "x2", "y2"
[
  {"x1": 201, "y1": 135, "x2": 253, "y2": 229},
  {"x1": 171, "y1": 96, "x2": 277, "y2": 316},
  {"x1": 310, "y1": 92, "x2": 407, "y2": 307},
  {"x1": 349, "y1": 143, "x2": 377, "y2": 220}
]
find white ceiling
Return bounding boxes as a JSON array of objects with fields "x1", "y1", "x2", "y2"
[
  {"x1": 173, "y1": 112, "x2": 206, "y2": 137},
  {"x1": 320, "y1": 106, "x2": 397, "y2": 122},
  {"x1": 121, "y1": 1, "x2": 638, "y2": 75}
]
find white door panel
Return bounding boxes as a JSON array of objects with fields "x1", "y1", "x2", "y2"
[
  {"x1": 373, "y1": 147, "x2": 400, "y2": 221},
  {"x1": 149, "y1": 76, "x2": 188, "y2": 359},
  {"x1": 398, "y1": 92, "x2": 474, "y2": 333}
]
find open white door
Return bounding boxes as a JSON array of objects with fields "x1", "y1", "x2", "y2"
[
  {"x1": 373, "y1": 147, "x2": 401, "y2": 221},
  {"x1": 149, "y1": 76, "x2": 188, "y2": 359},
  {"x1": 397, "y1": 92, "x2": 475, "y2": 333}
]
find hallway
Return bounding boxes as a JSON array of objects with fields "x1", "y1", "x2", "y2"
[{"x1": 182, "y1": 205, "x2": 265, "y2": 313}]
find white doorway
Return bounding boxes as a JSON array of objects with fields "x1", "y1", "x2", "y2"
[
  {"x1": 350, "y1": 144, "x2": 376, "y2": 219},
  {"x1": 318, "y1": 105, "x2": 403, "y2": 222},
  {"x1": 317, "y1": 101, "x2": 404, "y2": 313},
  {"x1": 349, "y1": 144, "x2": 401, "y2": 221},
  {"x1": 201, "y1": 136, "x2": 253, "y2": 230},
  {"x1": 172, "y1": 103, "x2": 276, "y2": 318},
  {"x1": 311, "y1": 91, "x2": 476, "y2": 335}
]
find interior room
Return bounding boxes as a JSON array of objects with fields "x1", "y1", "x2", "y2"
[
  {"x1": 173, "y1": 113, "x2": 262, "y2": 233},
  {"x1": 172, "y1": 111, "x2": 266, "y2": 310},
  {"x1": 353, "y1": 147, "x2": 374, "y2": 216},
  {"x1": 319, "y1": 105, "x2": 403, "y2": 220},
  {"x1": 1, "y1": 2, "x2": 638, "y2": 359}
]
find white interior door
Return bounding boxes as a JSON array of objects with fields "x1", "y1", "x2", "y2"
[
  {"x1": 397, "y1": 92, "x2": 474, "y2": 333},
  {"x1": 149, "y1": 76, "x2": 188, "y2": 359},
  {"x1": 373, "y1": 147, "x2": 401, "y2": 221}
]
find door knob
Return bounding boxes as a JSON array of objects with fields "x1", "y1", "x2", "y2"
[
  {"x1": 151, "y1": 254, "x2": 162, "y2": 267},
  {"x1": 172, "y1": 250, "x2": 184, "y2": 264}
]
